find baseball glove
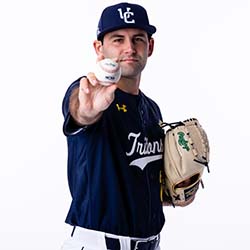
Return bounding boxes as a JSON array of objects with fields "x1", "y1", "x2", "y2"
[{"x1": 160, "y1": 118, "x2": 210, "y2": 207}]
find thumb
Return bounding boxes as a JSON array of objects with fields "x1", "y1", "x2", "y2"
[{"x1": 104, "y1": 84, "x2": 118, "y2": 104}]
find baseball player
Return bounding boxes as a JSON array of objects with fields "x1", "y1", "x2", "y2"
[{"x1": 61, "y1": 2, "x2": 165, "y2": 250}]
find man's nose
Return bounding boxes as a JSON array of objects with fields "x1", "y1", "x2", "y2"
[{"x1": 124, "y1": 39, "x2": 136, "y2": 54}]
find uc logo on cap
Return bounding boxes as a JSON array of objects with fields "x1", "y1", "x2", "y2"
[{"x1": 117, "y1": 7, "x2": 135, "y2": 24}]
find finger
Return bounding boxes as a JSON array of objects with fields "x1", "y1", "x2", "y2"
[
  {"x1": 79, "y1": 77, "x2": 91, "y2": 94},
  {"x1": 105, "y1": 83, "x2": 118, "y2": 102},
  {"x1": 86, "y1": 72, "x2": 98, "y2": 86}
]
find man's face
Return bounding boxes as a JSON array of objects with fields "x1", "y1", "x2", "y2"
[{"x1": 97, "y1": 28, "x2": 154, "y2": 79}]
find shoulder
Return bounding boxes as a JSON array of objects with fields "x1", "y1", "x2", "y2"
[{"x1": 140, "y1": 91, "x2": 162, "y2": 118}]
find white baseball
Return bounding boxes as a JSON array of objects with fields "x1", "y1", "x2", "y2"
[{"x1": 95, "y1": 58, "x2": 121, "y2": 86}]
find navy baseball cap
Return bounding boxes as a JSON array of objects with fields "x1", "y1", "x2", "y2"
[{"x1": 97, "y1": 2, "x2": 156, "y2": 40}]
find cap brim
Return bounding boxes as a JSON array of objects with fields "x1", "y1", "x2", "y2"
[{"x1": 97, "y1": 24, "x2": 156, "y2": 40}]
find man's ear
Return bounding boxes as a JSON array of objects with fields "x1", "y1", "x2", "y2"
[
  {"x1": 148, "y1": 37, "x2": 154, "y2": 57},
  {"x1": 93, "y1": 40, "x2": 103, "y2": 56}
]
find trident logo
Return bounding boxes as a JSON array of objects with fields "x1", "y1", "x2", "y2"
[{"x1": 117, "y1": 7, "x2": 135, "y2": 24}]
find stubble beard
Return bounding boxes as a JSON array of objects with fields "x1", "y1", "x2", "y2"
[{"x1": 120, "y1": 60, "x2": 146, "y2": 79}]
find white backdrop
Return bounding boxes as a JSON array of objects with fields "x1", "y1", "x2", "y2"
[{"x1": 0, "y1": 0, "x2": 249, "y2": 249}]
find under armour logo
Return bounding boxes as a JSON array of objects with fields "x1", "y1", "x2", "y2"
[
  {"x1": 117, "y1": 7, "x2": 135, "y2": 24},
  {"x1": 116, "y1": 104, "x2": 127, "y2": 112}
]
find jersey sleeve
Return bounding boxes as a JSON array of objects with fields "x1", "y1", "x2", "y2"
[{"x1": 62, "y1": 77, "x2": 88, "y2": 136}]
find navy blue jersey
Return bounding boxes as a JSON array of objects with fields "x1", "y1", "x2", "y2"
[{"x1": 62, "y1": 77, "x2": 165, "y2": 238}]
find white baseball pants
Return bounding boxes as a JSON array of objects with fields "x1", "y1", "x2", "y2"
[{"x1": 61, "y1": 226, "x2": 161, "y2": 250}]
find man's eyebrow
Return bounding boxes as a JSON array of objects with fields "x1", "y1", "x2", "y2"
[
  {"x1": 109, "y1": 34, "x2": 124, "y2": 39},
  {"x1": 109, "y1": 33, "x2": 147, "y2": 39}
]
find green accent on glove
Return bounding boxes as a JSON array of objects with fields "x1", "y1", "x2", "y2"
[{"x1": 177, "y1": 132, "x2": 190, "y2": 151}]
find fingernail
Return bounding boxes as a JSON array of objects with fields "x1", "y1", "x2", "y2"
[{"x1": 92, "y1": 79, "x2": 98, "y2": 85}]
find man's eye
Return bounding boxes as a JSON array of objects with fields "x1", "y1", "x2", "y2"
[
  {"x1": 113, "y1": 38, "x2": 123, "y2": 43},
  {"x1": 135, "y1": 37, "x2": 145, "y2": 42}
]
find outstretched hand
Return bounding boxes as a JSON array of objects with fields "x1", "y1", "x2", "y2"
[
  {"x1": 78, "y1": 73, "x2": 118, "y2": 120},
  {"x1": 74, "y1": 55, "x2": 119, "y2": 125}
]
